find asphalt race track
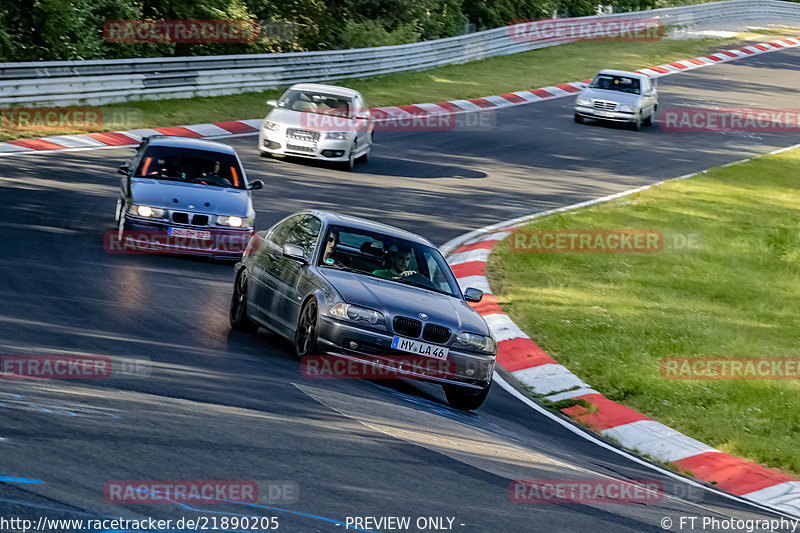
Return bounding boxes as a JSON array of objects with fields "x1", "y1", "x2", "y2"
[{"x1": 1, "y1": 46, "x2": 799, "y2": 532}]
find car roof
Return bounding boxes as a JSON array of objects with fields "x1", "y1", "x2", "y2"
[
  {"x1": 298, "y1": 210, "x2": 435, "y2": 247},
  {"x1": 596, "y1": 69, "x2": 649, "y2": 79},
  {"x1": 288, "y1": 83, "x2": 361, "y2": 99},
  {"x1": 144, "y1": 135, "x2": 238, "y2": 154}
]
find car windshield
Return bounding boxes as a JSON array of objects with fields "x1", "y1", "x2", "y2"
[
  {"x1": 318, "y1": 225, "x2": 461, "y2": 298},
  {"x1": 134, "y1": 146, "x2": 246, "y2": 189},
  {"x1": 590, "y1": 74, "x2": 641, "y2": 95},
  {"x1": 277, "y1": 89, "x2": 353, "y2": 118}
]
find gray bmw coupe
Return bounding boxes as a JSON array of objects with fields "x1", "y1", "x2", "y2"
[{"x1": 229, "y1": 211, "x2": 496, "y2": 409}]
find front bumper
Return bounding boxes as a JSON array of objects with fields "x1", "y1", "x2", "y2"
[
  {"x1": 315, "y1": 316, "x2": 495, "y2": 390},
  {"x1": 116, "y1": 216, "x2": 253, "y2": 258},
  {"x1": 259, "y1": 128, "x2": 352, "y2": 161},
  {"x1": 575, "y1": 105, "x2": 637, "y2": 123}
]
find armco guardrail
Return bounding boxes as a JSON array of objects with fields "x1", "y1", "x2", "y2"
[{"x1": 2, "y1": 0, "x2": 800, "y2": 107}]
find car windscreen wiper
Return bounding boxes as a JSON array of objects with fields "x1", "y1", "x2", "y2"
[
  {"x1": 321, "y1": 263, "x2": 355, "y2": 272},
  {"x1": 134, "y1": 174, "x2": 189, "y2": 182},
  {"x1": 399, "y1": 278, "x2": 452, "y2": 296}
]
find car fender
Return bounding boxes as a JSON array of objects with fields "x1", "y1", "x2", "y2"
[{"x1": 296, "y1": 289, "x2": 330, "y2": 335}]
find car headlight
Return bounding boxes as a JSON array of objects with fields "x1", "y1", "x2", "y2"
[
  {"x1": 217, "y1": 215, "x2": 252, "y2": 228},
  {"x1": 618, "y1": 105, "x2": 636, "y2": 113},
  {"x1": 329, "y1": 303, "x2": 384, "y2": 326},
  {"x1": 263, "y1": 120, "x2": 279, "y2": 132},
  {"x1": 324, "y1": 132, "x2": 349, "y2": 140},
  {"x1": 455, "y1": 332, "x2": 496, "y2": 354},
  {"x1": 575, "y1": 97, "x2": 592, "y2": 107},
  {"x1": 132, "y1": 204, "x2": 165, "y2": 218}
]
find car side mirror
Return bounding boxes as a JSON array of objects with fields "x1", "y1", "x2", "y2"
[
  {"x1": 464, "y1": 287, "x2": 483, "y2": 303},
  {"x1": 118, "y1": 165, "x2": 130, "y2": 175},
  {"x1": 248, "y1": 180, "x2": 264, "y2": 190},
  {"x1": 266, "y1": 99, "x2": 278, "y2": 107},
  {"x1": 283, "y1": 243, "x2": 307, "y2": 263},
  {"x1": 355, "y1": 112, "x2": 369, "y2": 120}
]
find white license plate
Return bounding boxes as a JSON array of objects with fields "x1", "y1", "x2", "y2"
[
  {"x1": 289, "y1": 138, "x2": 316, "y2": 148},
  {"x1": 168, "y1": 228, "x2": 211, "y2": 240},
  {"x1": 391, "y1": 336, "x2": 449, "y2": 359},
  {"x1": 595, "y1": 110, "x2": 614, "y2": 117}
]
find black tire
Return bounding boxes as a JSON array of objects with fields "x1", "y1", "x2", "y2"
[
  {"x1": 340, "y1": 141, "x2": 356, "y2": 171},
  {"x1": 357, "y1": 134, "x2": 372, "y2": 163},
  {"x1": 230, "y1": 270, "x2": 258, "y2": 332},
  {"x1": 645, "y1": 105, "x2": 657, "y2": 126},
  {"x1": 295, "y1": 298, "x2": 319, "y2": 359},
  {"x1": 574, "y1": 114, "x2": 584, "y2": 124},
  {"x1": 443, "y1": 381, "x2": 491, "y2": 410},
  {"x1": 260, "y1": 151, "x2": 269, "y2": 158}
]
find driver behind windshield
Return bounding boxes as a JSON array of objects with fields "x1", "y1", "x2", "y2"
[
  {"x1": 321, "y1": 229, "x2": 340, "y2": 265},
  {"x1": 592, "y1": 75, "x2": 640, "y2": 94},
  {"x1": 146, "y1": 158, "x2": 171, "y2": 178},
  {"x1": 373, "y1": 246, "x2": 417, "y2": 280}
]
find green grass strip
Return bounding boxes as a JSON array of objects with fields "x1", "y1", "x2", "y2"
[{"x1": 489, "y1": 146, "x2": 800, "y2": 476}]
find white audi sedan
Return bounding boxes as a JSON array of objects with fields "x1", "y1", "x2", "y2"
[{"x1": 258, "y1": 83, "x2": 373, "y2": 170}]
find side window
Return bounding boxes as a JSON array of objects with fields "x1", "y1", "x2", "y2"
[
  {"x1": 269, "y1": 215, "x2": 321, "y2": 258},
  {"x1": 293, "y1": 215, "x2": 321, "y2": 257},
  {"x1": 268, "y1": 215, "x2": 302, "y2": 248},
  {"x1": 126, "y1": 145, "x2": 144, "y2": 173}
]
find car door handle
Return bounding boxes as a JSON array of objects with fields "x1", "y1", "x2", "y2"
[{"x1": 269, "y1": 252, "x2": 277, "y2": 261}]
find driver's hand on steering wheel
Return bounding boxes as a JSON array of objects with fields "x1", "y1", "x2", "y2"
[{"x1": 397, "y1": 270, "x2": 417, "y2": 279}]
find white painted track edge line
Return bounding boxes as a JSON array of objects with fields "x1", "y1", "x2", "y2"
[{"x1": 492, "y1": 373, "x2": 800, "y2": 520}]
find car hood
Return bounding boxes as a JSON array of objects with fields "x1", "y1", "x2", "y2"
[
  {"x1": 266, "y1": 108, "x2": 357, "y2": 132},
  {"x1": 131, "y1": 178, "x2": 251, "y2": 215},
  {"x1": 319, "y1": 268, "x2": 491, "y2": 336},
  {"x1": 579, "y1": 88, "x2": 642, "y2": 105}
]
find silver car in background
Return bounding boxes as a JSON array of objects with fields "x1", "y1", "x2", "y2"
[
  {"x1": 258, "y1": 83, "x2": 373, "y2": 171},
  {"x1": 574, "y1": 69, "x2": 658, "y2": 131}
]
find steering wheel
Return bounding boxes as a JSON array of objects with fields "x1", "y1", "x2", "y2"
[{"x1": 403, "y1": 273, "x2": 436, "y2": 289}]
